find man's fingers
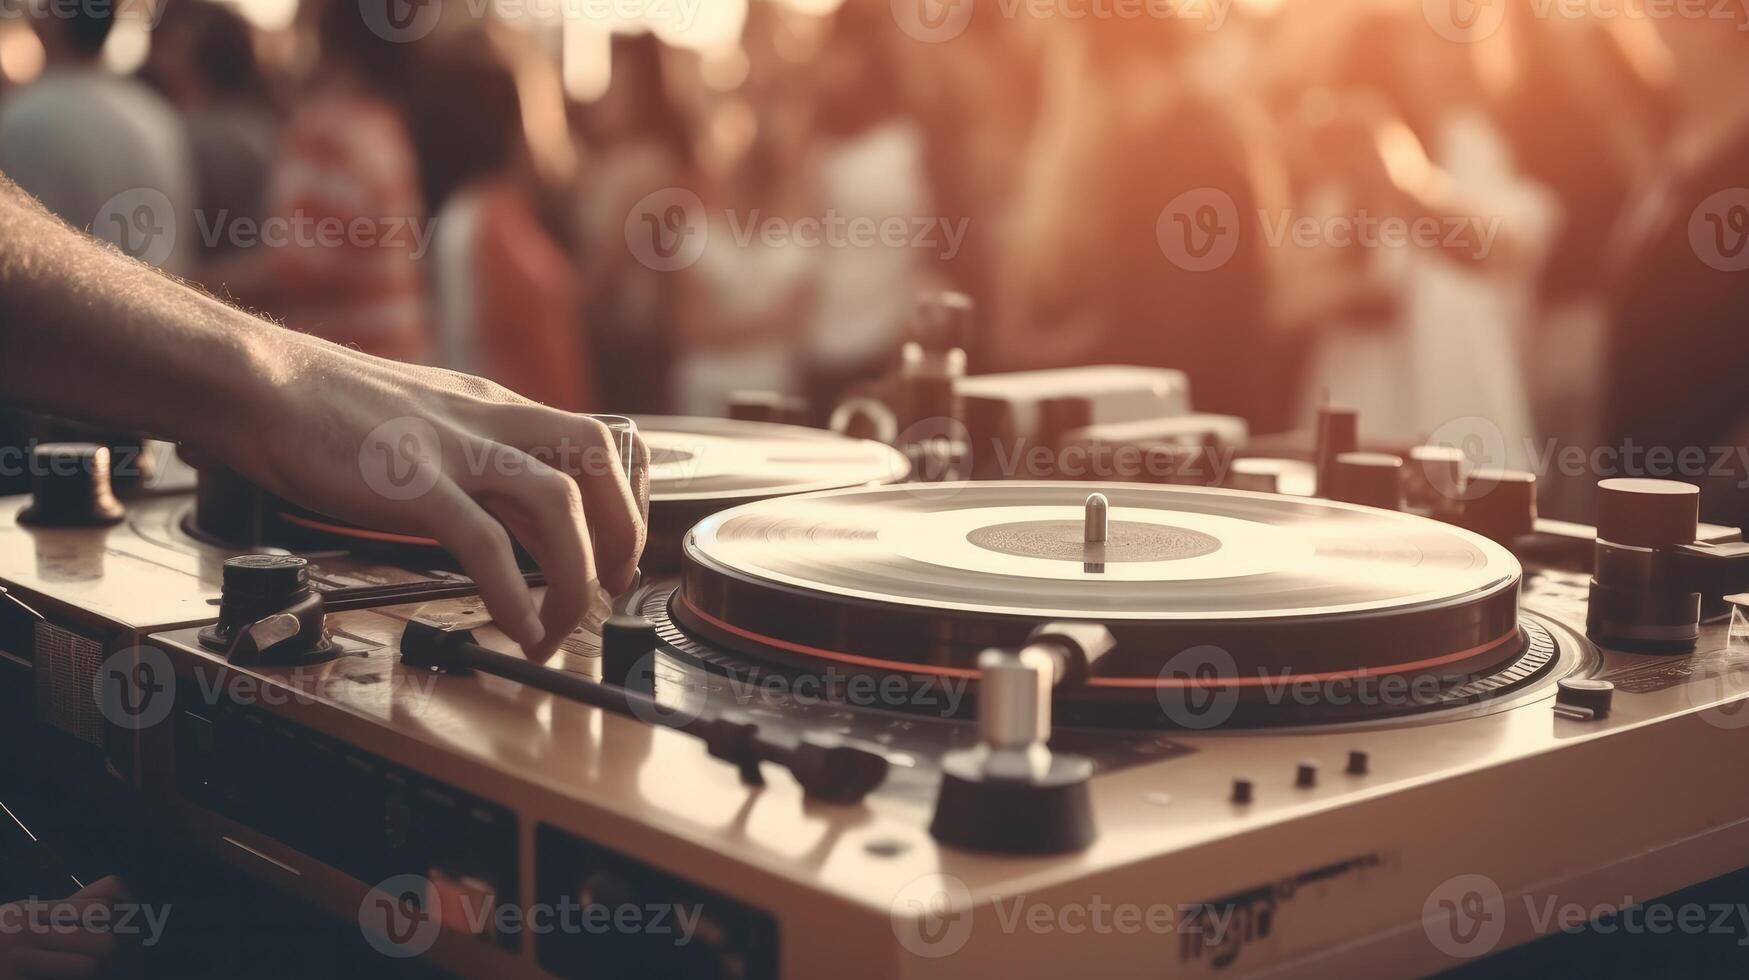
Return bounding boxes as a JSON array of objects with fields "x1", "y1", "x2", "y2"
[
  {"x1": 488, "y1": 410, "x2": 644, "y2": 594},
  {"x1": 423, "y1": 483, "x2": 544, "y2": 650},
  {"x1": 474, "y1": 461, "x2": 599, "y2": 660}
]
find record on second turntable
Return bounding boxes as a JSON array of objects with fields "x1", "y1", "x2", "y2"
[
  {"x1": 634, "y1": 415, "x2": 910, "y2": 570},
  {"x1": 635, "y1": 416, "x2": 909, "y2": 501},
  {"x1": 669, "y1": 482, "x2": 1539, "y2": 718}
]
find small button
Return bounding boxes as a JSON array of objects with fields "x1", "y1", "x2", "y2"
[
  {"x1": 1295, "y1": 761, "x2": 1318, "y2": 788},
  {"x1": 1346, "y1": 750, "x2": 1369, "y2": 775},
  {"x1": 1231, "y1": 778, "x2": 1253, "y2": 804},
  {"x1": 1555, "y1": 678, "x2": 1615, "y2": 719}
]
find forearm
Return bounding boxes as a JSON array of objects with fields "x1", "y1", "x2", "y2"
[{"x1": 0, "y1": 177, "x2": 282, "y2": 460}]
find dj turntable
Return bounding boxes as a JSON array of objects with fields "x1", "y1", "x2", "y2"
[{"x1": 8, "y1": 404, "x2": 1749, "y2": 978}]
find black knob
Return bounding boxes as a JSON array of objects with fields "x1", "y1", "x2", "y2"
[
  {"x1": 601, "y1": 615, "x2": 659, "y2": 693},
  {"x1": 1346, "y1": 750, "x2": 1369, "y2": 775},
  {"x1": 18, "y1": 443, "x2": 125, "y2": 527},
  {"x1": 1295, "y1": 760, "x2": 1318, "y2": 788},
  {"x1": 1329, "y1": 452, "x2": 1403, "y2": 510},
  {"x1": 1555, "y1": 678, "x2": 1615, "y2": 719},
  {"x1": 1462, "y1": 469, "x2": 1538, "y2": 544},
  {"x1": 906, "y1": 291, "x2": 974, "y2": 352},
  {"x1": 1596, "y1": 478, "x2": 1699, "y2": 549},
  {"x1": 1230, "y1": 778, "x2": 1253, "y2": 804},
  {"x1": 199, "y1": 554, "x2": 328, "y2": 658},
  {"x1": 223, "y1": 553, "x2": 308, "y2": 597},
  {"x1": 728, "y1": 392, "x2": 808, "y2": 427}
]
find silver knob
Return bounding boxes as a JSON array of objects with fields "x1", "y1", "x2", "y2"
[{"x1": 978, "y1": 646, "x2": 1054, "y2": 750}]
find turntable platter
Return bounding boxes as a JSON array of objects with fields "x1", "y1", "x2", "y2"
[
  {"x1": 671, "y1": 482, "x2": 1535, "y2": 722},
  {"x1": 634, "y1": 416, "x2": 909, "y2": 570},
  {"x1": 636, "y1": 415, "x2": 909, "y2": 502}
]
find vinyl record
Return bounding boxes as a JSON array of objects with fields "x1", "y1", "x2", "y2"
[
  {"x1": 635, "y1": 416, "x2": 909, "y2": 570},
  {"x1": 671, "y1": 482, "x2": 1530, "y2": 709}
]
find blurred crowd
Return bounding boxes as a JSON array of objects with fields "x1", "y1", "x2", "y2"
[{"x1": 0, "y1": 0, "x2": 1746, "y2": 520}]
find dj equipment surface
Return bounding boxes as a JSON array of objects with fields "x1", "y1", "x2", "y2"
[{"x1": 5, "y1": 405, "x2": 1749, "y2": 979}]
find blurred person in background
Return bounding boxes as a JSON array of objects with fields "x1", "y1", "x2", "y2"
[
  {"x1": 1492, "y1": 11, "x2": 1673, "y2": 518},
  {"x1": 1604, "y1": 12, "x2": 1749, "y2": 528},
  {"x1": 412, "y1": 26, "x2": 594, "y2": 410},
  {"x1": 577, "y1": 32, "x2": 697, "y2": 413},
  {"x1": 991, "y1": 14, "x2": 1294, "y2": 429},
  {"x1": 226, "y1": 0, "x2": 430, "y2": 362},
  {"x1": 1289, "y1": 10, "x2": 1551, "y2": 467},
  {"x1": 0, "y1": 0, "x2": 195, "y2": 276},
  {"x1": 670, "y1": 4, "x2": 818, "y2": 417},
  {"x1": 796, "y1": 2, "x2": 934, "y2": 412},
  {"x1": 143, "y1": 0, "x2": 280, "y2": 281},
  {"x1": 895, "y1": 8, "x2": 1042, "y2": 349}
]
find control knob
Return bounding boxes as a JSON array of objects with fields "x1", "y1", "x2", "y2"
[
  {"x1": 929, "y1": 623, "x2": 1112, "y2": 854},
  {"x1": 1587, "y1": 479, "x2": 1704, "y2": 650},
  {"x1": 198, "y1": 555, "x2": 339, "y2": 665},
  {"x1": 1460, "y1": 468, "x2": 1537, "y2": 544},
  {"x1": 18, "y1": 443, "x2": 125, "y2": 527}
]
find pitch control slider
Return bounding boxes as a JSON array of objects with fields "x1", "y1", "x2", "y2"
[{"x1": 398, "y1": 618, "x2": 890, "y2": 804}]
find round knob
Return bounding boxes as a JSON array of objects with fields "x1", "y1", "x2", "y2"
[
  {"x1": 221, "y1": 554, "x2": 310, "y2": 616},
  {"x1": 1462, "y1": 468, "x2": 1537, "y2": 543},
  {"x1": 1555, "y1": 678, "x2": 1615, "y2": 719},
  {"x1": 977, "y1": 647, "x2": 1053, "y2": 751},
  {"x1": 601, "y1": 614, "x2": 659, "y2": 691},
  {"x1": 1406, "y1": 445, "x2": 1466, "y2": 511},
  {"x1": 906, "y1": 291, "x2": 975, "y2": 352},
  {"x1": 1227, "y1": 458, "x2": 1285, "y2": 494},
  {"x1": 1596, "y1": 478, "x2": 1698, "y2": 549},
  {"x1": 727, "y1": 391, "x2": 808, "y2": 427},
  {"x1": 1313, "y1": 405, "x2": 1359, "y2": 497},
  {"x1": 18, "y1": 443, "x2": 126, "y2": 527},
  {"x1": 201, "y1": 554, "x2": 329, "y2": 656},
  {"x1": 1329, "y1": 452, "x2": 1403, "y2": 510}
]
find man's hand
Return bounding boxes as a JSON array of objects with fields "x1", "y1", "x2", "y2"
[
  {"x1": 0, "y1": 176, "x2": 647, "y2": 658},
  {"x1": 236, "y1": 339, "x2": 648, "y2": 657}
]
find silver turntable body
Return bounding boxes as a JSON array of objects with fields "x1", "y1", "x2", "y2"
[{"x1": 6, "y1": 429, "x2": 1749, "y2": 978}]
